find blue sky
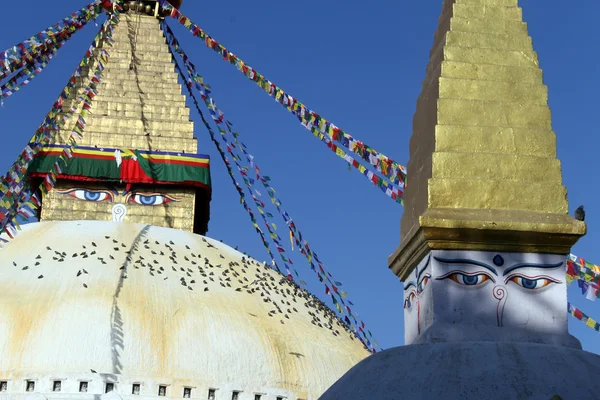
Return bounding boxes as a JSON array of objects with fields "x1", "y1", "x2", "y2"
[{"x1": 0, "y1": 0, "x2": 599, "y2": 352}]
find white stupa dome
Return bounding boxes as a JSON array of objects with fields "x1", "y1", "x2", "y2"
[{"x1": 0, "y1": 221, "x2": 369, "y2": 400}]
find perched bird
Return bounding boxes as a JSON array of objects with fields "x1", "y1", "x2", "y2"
[
  {"x1": 575, "y1": 205, "x2": 586, "y2": 221},
  {"x1": 83, "y1": 284, "x2": 88, "y2": 288},
  {"x1": 38, "y1": 275, "x2": 44, "y2": 279},
  {"x1": 90, "y1": 369, "x2": 97, "y2": 373}
]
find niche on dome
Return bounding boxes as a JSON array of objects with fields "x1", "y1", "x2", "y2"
[
  {"x1": 158, "y1": 385, "x2": 167, "y2": 397},
  {"x1": 132, "y1": 384, "x2": 141, "y2": 395},
  {"x1": 254, "y1": 395, "x2": 264, "y2": 400},
  {"x1": 52, "y1": 381, "x2": 61, "y2": 392},
  {"x1": 207, "y1": 389, "x2": 216, "y2": 400},
  {"x1": 0, "y1": 381, "x2": 7, "y2": 392},
  {"x1": 25, "y1": 381, "x2": 35, "y2": 392},
  {"x1": 105, "y1": 383, "x2": 115, "y2": 393},
  {"x1": 183, "y1": 388, "x2": 192, "y2": 398},
  {"x1": 232, "y1": 391, "x2": 241, "y2": 400},
  {"x1": 79, "y1": 381, "x2": 89, "y2": 393}
]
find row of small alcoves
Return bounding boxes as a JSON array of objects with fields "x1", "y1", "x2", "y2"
[{"x1": 0, "y1": 380, "x2": 288, "y2": 400}]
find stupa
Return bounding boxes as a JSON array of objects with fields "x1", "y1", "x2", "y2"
[
  {"x1": 322, "y1": 0, "x2": 600, "y2": 399},
  {"x1": 0, "y1": 2, "x2": 369, "y2": 400}
]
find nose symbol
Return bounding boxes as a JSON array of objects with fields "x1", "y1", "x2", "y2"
[{"x1": 112, "y1": 204, "x2": 127, "y2": 222}]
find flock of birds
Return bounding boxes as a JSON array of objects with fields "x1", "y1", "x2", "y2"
[{"x1": 10, "y1": 230, "x2": 364, "y2": 347}]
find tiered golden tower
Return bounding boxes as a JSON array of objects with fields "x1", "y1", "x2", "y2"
[
  {"x1": 32, "y1": 6, "x2": 211, "y2": 233},
  {"x1": 389, "y1": 0, "x2": 586, "y2": 278}
]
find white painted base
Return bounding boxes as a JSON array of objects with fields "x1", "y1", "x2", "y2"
[{"x1": 321, "y1": 342, "x2": 600, "y2": 399}]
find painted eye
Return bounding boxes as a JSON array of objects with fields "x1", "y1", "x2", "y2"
[
  {"x1": 417, "y1": 274, "x2": 431, "y2": 294},
  {"x1": 128, "y1": 193, "x2": 177, "y2": 206},
  {"x1": 404, "y1": 291, "x2": 416, "y2": 309},
  {"x1": 58, "y1": 189, "x2": 113, "y2": 202},
  {"x1": 506, "y1": 274, "x2": 559, "y2": 290},
  {"x1": 437, "y1": 270, "x2": 495, "y2": 286}
]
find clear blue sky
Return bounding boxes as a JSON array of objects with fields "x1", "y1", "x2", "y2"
[{"x1": 0, "y1": 0, "x2": 598, "y2": 352}]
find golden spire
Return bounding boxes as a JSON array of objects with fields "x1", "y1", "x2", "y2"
[
  {"x1": 35, "y1": 9, "x2": 210, "y2": 233},
  {"x1": 389, "y1": 0, "x2": 585, "y2": 279}
]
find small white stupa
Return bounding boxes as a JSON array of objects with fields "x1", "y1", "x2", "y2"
[{"x1": 322, "y1": 0, "x2": 600, "y2": 398}]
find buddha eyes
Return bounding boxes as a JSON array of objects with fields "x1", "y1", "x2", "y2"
[
  {"x1": 59, "y1": 189, "x2": 113, "y2": 202},
  {"x1": 57, "y1": 189, "x2": 179, "y2": 206},
  {"x1": 505, "y1": 274, "x2": 560, "y2": 290},
  {"x1": 437, "y1": 271, "x2": 495, "y2": 286},
  {"x1": 437, "y1": 270, "x2": 560, "y2": 290},
  {"x1": 127, "y1": 193, "x2": 177, "y2": 206}
]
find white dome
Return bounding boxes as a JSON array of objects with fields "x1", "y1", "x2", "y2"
[{"x1": 0, "y1": 221, "x2": 368, "y2": 400}]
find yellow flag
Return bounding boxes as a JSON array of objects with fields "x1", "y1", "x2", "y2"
[{"x1": 586, "y1": 318, "x2": 596, "y2": 328}]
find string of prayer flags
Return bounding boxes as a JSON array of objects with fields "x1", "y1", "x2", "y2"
[
  {"x1": 159, "y1": 1, "x2": 406, "y2": 194},
  {"x1": 167, "y1": 39, "x2": 285, "y2": 275},
  {"x1": 566, "y1": 256, "x2": 600, "y2": 286},
  {"x1": 162, "y1": 22, "x2": 298, "y2": 281},
  {"x1": 0, "y1": 1, "x2": 102, "y2": 81},
  {"x1": 163, "y1": 21, "x2": 379, "y2": 353},
  {"x1": 568, "y1": 302, "x2": 600, "y2": 333},
  {"x1": 0, "y1": 9, "x2": 120, "y2": 238},
  {"x1": 1, "y1": 41, "x2": 62, "y2": 100},
  {"x1": 568, "y1": 253, "x2": 600, "y2": 274}
]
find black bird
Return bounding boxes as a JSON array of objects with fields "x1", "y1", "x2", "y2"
[
  {"x1": 92, "y1": 242, "x2": 97, "y2": 247},
  {"x1": 22, "y1": 266, "x2": 28, "y2": 270},
  {"x1": 77, "y1": 270, "x2": 82, "y2": 277},
  {"x1": 83, "y1": 284, "x2": 88, "y2": 288},
  {"x1": 90, "y1": 369, "x2": 97, "y2": 373},
  {"x1": 575, "y1": 205, "x2": 586, "y2": 221},
  {"x1": 38, "y1": 275, "x2": 44, "y2": 279},
  {"x1": 35, "y1": 255, "x2": 41, "y2": 259}
]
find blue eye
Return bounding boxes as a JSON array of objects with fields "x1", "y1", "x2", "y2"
[
  {"x1": 463, "y1": 275, "x2": 479, "y2": 285},
  {"x1": 506, "y1": 274, "x2": 559, "y2": 290},
  {"x1": 139, "y1": 195, "x2": 157, "y2": 205},
  {"x1": 417, "y1": 274, "x2": 431, "y2": 294},
  {"x1": 127, "y1": 193, "x2": 178, "y2": 206},
  {"x1": 57, "y1": 189, "x2": 113, "y2": 202},
  {"x1": 436, "y1": 270, "x2": 495, "y2": 286},
  {"x1": 404, "y1": 291, "x2": 416, "y2": 309},
  {"x1": 85, "y1": 191, "x2": 101, "y2": 201}
]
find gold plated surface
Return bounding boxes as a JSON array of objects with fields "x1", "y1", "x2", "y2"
[
  {"x1": 42, "y1": 14, "x2": 200, "y2": 231},
  {"x1": 390, "y1": 0, "x2": 586, "y2": 278}
]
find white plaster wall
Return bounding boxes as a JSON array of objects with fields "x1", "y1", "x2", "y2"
[
  {"x1": 402, "y1": 250, "x2": 580, "y2": 348},
  {"x1": 0, "y1": 222, "x2": 369, "y2": 400}
]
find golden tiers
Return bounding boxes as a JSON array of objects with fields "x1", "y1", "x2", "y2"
[{"x1": 389, "y1": 0, "x2": 586, "y2": 279}]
